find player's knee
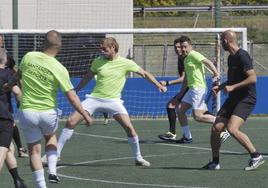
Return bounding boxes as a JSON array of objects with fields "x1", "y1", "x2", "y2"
[
  {"x1": 226, "y1": 126, "x2": 237, "y2": 137},
  {"x1": 66, "y1": 117, "x2": 78, "y2": 128}
]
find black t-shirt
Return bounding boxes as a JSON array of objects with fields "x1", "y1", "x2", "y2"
[
  {"x1": 177, "y1": 56, "x2": 185, "y2": 77},
  {"x1": 227, "y1": 48, "x2": 256, "y2": 99},
  {"x1": 0, "y1": 68, "x2": 15, "y2": 120}
]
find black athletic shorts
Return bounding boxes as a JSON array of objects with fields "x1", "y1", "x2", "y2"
[
  {"x1": 0, "y1": 119, "x2": 14, "y2": 148},
  {"x1": 217, "y1": 96, "x2": 256, "y2": 121},
  {"x1": 172, "y1": 87, "x2": 189, "y2": 102}
]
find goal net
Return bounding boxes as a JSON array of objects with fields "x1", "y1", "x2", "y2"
[{"x1": 0, "y1": 28, "x2": 247, "y2": 119}]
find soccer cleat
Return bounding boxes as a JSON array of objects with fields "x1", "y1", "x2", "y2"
[
  {"x1": 244, "y1": 155, "x2": 265, "y2": 171},
  {"x1": 103, "y1": 118, "x2": 110, "y2": 125},
  {"x1": 220, "y1": 129, "x2": 230, "y2": 143},
  {"x1": 158, "y1": 132, "x2": 176, "y2": 141},
  {"x1": 41, "y1": 154, "x2": 60, "y2": 165},
  {"x1": 48, "y1": 174, "x2": 60, "y2": 184},
  {"x1": 176, "y1": 136, "x2": 192, "y2": 144},
  {"x1": 202, "y1": 161, "x2": 220, "y2": 170},
  {"x1": 135, "y1": 158, "x2": 151, "y2": 167},
  {"x1": 18, "y1": 148, "x2": 29, "y2": 158},
  {"x1": 14, "y1": 178, "x2": 27, "y2": 188}
]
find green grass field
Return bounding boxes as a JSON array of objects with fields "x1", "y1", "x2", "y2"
[{"x1": 0, "y1": 118, "x2": 268, "y2": 188}]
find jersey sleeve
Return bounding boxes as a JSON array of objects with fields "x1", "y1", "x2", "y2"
[
  {"x1": 53, "y1": 65, "x2": 74, "y2": 92},
  {"x1": 193, "y1": 51, "x2": 206, "y2": 64},
  {"x1": 126, "y1": 59, "x2": 140, "y2": 72}
]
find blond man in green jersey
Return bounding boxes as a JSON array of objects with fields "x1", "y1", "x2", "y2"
[
  {"x1": 19, "y1": 30, "x2": 92, "y2": 188},
  {"x1": 51, "y1": 37, "x2": 166, "y2": 167},
  {"x1": 176, "y1": 35, "x2": 220, "y2": 143}
]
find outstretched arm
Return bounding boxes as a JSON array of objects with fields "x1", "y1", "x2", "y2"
[
  {"x1": 202, "y1": 59, "x2": 220, "y2": 79},
  {"x1": 65, "y1": 90, "x2": 93, "y2": 126},
  {"x1": 135, "y1": 67, "x2": 167, "y2": 92},
  {"x1": 75, "y1": 69, "x2": 95, "y2": 92},
  {"x1": 160, "y1": 72, "x2": 185, "y2": 87}
]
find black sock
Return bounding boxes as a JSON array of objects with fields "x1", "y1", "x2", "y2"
[
  {"x1": 167, "y1": 108, "x2": 176, "y2": 134},
  {"x1": 13, "y1": 125, "x2": 23, "y2": 150},
  {"x1": 250, "y1": 152, "x2": 260, "y2": 158},
  {"x1": 9, "y1": 168, "x2": 22, "y2": 181},
  {"x1": 213, "y1": 157, "x2": 219, "y2": 163}
]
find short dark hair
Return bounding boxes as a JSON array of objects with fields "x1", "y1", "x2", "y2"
[
  {"x1": 173, "y1": 37, "x2": 181, "y2": 45},
  {"x1": 43, "y1": 30, "x2": 62, "y2": 50},
  {"x1": 179, "y1": 35, "x2": 192, "y2": 45}
]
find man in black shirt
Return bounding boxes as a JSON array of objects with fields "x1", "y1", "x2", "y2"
[
  {"x1": 203, "y1": 30, "x2": 264, "y2": 171},
  {"x1": 158, "y1": 37, "x2": 188, "y2": 141},
  {"x1": 0, "y1": 49, "x2": 27, "y2": 187}
]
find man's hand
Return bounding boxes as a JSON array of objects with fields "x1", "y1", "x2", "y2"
[
  {"x1": 83, "y1": 114, "x2": 93, "y2": 127},
  {"x1": 212, "y1": 85, "x2": 220, "y2": 96},
  {"x1": 224, "y1": 85, "x2": 235, "y2": 94},
  {"x1": 159, "y1": 85, "x2": 167, "y2": 92}
]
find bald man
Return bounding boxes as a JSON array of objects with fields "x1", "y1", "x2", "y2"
[
  {"x1": 203, "y1": 30, "x2": 264, "y2": 171},
  {"x1": 19, "y1": 30, "x2": 92, "y2": 187}
]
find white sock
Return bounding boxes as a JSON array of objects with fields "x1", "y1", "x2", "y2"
[
  {"x1": 57, "y1": 128, "x2": 74, "y2": 157},
  {"x1": 182, "y1": 125, "x2": 192, "y2": 139},
  {"x1": 32, "y1": 169, "x2": 47, "y2": 188},
  {"x1": 128, "y1": 136, "x2": 142, "y2": 161},
  {"x1": 46, "y1": 150, "x2": 58, "y2": 175}
]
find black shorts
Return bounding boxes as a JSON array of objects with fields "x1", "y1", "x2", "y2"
[
  {"x1": 172, "y1": 87, "x2": 189, "y2": 102},
  {"x1": 217, "y1": 96, "x2": 256, "y2": 121},
  {"x1": 0, "y1": 119, "x2": 14, "y2": 148}
]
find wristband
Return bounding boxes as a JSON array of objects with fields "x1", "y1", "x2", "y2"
[{"x1": 166, "y1": 81, "x2": 170, "y2": 86}]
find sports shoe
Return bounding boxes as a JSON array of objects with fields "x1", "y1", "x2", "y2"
[
  {"x1": 18, "y1": 148, "x2": 29, "y2": 158},
  {"x1": 158, "y1": 132, "x2": 176, "y2": 141},
  {"x1": 41, "y1": 154, "x2": 60, "y2": 165},
  {"x1": 103, "y1": 118, "x2": 110, "y2": 125},
  {"x1": 14, "y1": 178, "x2": 27, "y2": 188},
  {"x1": 135, "y1": 158, "x2": 151, "y2": 167},
  {"x1": 202, "y1": 161, "x2": 220, "y2": 170},
  {"x1": 220, "y1": 129, "x2": 230, "y2": 143},
  {"x1": 244, "y1": 155, "x2": 265, "y2": 171},
  {"x1": 176, "y1": 136, "x2": 192, "y2": 144},
  {"x1": 48, "y1": 174, "x2": 60, "y2": 184}
]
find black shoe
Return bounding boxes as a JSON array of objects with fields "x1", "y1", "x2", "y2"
[
  {"x1": 48, "y1": 174, "x2": 60, "y2": 184},
  {"x1": 176, "y1": 137, "x2": 192, "y2": 144},
  {"x1": 14, "y1": 179, "x2": 27, "y2": 188}
]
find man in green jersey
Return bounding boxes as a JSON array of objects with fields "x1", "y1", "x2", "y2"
[
  {"x1": 176, "y1": 35, "x2": 220, "y2": 143},
  {"x1": 51, "y1": 37, "x2": 166, "y2": 167},
  {"x1": 19, "y1": 30, "x2": 92, "y2": 188}
]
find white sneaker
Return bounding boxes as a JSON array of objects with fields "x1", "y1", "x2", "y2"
[
  {"x1": 220, "y1": 129, "x2": 230, "y2": 143},
  {"x1": 202, "y1": 161, "x2": 220, "y2": 170},
  {"x1": 41, "y1": 154, "x2": 60, "y2": 165},
  {"x1": 135, "y1": 158, "x2": 151, "y2": 167},
  {"x1": 158, "y1": 132, "x2": 176, "y2": 141},
  {"x1": 244, "y1": 155, "x2": 265, "y2": 171}
]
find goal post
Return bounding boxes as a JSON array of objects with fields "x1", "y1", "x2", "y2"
[{"x1": 0, "y1": 28, "x2": 247, "y2": 119}]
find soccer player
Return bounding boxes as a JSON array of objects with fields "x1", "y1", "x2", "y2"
[
  {"x1": 0, "y1": 48, "x2": 27, "y2": 187},
  {"x1": 0, "y1": 33, "x2": 28, "y2": 158},
  {"x1": 175, "y1": 35, "x2": 219, "y2": 143},
  {"x1": 203, "y1": 30, "x2": 264, "y2": 170},
  {"x1": 18, "y1": 30, "x2": 92, "y2": 187},
  {"x1": 158, "y1": 37, "x2": 188, "y2": 141},
  {"x1": 52, "y1": 37, "x2": 166, "y2": 167}
]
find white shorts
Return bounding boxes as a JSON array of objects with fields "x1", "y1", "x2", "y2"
[
  {"x1": 181, "y1": 87, "x2": 207, "y2": 110},
  {"x1": 82, "y1": 95, "x2": 128, "y2": 116},
  {"x1": 19, "y1": 109, "x2": 59, "y2": 144}
]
